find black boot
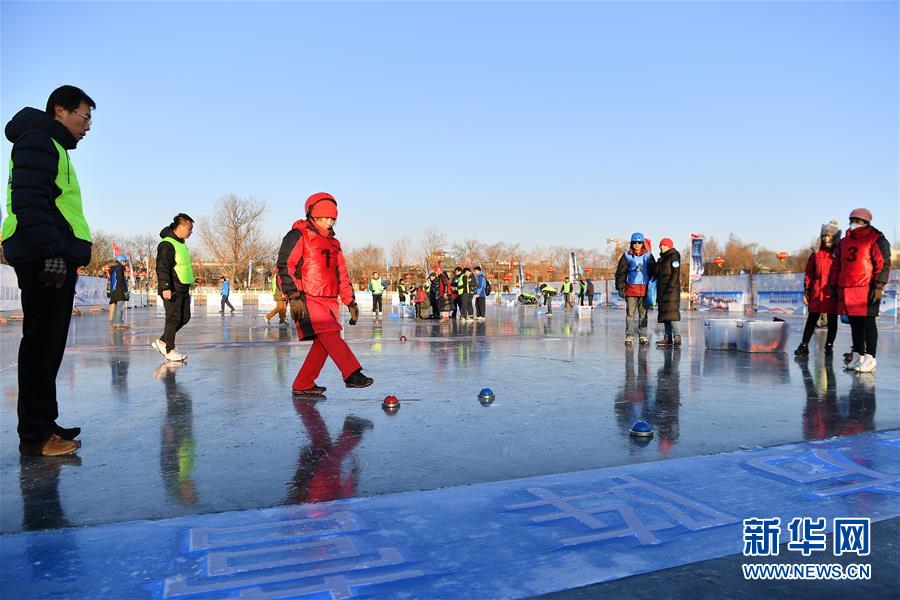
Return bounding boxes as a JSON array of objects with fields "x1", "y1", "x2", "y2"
[
  {"x1": 794, "y1": 344, "x2": 809, "y2": 356},
  {"x1": 823, "y1": 343, "x2": 833, "y2": 356},
  {"x1": 345, "y1": 369, "x2": 374, "y2": 388},
  {"x1": 292, "y1": 384, "x2": 326, "y2": 396}
]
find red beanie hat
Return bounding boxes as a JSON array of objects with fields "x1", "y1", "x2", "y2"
[
  {"x1": 660, "y1": 237, "x2": 674, "y2": 248},
  {"x1": 305, "y1": 192, "x2": 338, "y2": 219}
]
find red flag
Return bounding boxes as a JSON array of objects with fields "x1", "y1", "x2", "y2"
[{"x1": 112, "y1": 242, "x2": 121, "y2": 256}]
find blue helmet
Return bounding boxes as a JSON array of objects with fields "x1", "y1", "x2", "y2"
[
  {"x1": 630, "y1": 232, "x2": 644, "y2": 243},
  {"x1": 115, "y1": 254, "x2": 127, "y2": 262}
]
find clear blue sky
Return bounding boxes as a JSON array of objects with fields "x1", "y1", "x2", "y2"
[{"x1": 2, "y1": 1, "x2": 897, "y2": 255}]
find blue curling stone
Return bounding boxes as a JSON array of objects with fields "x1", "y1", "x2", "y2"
[
  {"x1": 629, "y1": 420, "x2": 653, "y2": 437},
  {"x1": 478, "y1": 388, "x2": 495, "y2": 405}
]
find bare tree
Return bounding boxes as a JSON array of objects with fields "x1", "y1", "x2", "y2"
[
  {"x1": 418, "y1": 226, "x2": 448, "y2": 269},
  {"x1": 198, "y1": 194, "x2": 272, "y2": 285},
  {"x1": 390, "y1": 236, "x2": 411, "y2": 275},
  {"x1": 87, "y1": 229, "x2": 113, "y2": 275},
  {"x1": 345, "y1": 244, "x2": 386, "y2": 284},
  {"x1": 451, "y1": 238, "x2": 484, "y2": 267}
]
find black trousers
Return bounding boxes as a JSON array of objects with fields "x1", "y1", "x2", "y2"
[
  {"x1": 459, "y1": 293, "x2": 472, "y2": 318},
  {"x1": 161, "y1": 293, "x2": 191, "y2": 352},
  {"x1": 848, "y1": 316, "x2": 878, "y2": 357},
  {"x1": 14, "y1": 262, "x2": 78, "y2": 444},
  {"x1": 475, "y1": 296, "x2": 486, "y2": 318},
  {"x1": 372, "y1": 294, "x2": 383, "y2": 313},
  {"x1": 801, "y1": 311, "x2": 837, "y2": 346}
]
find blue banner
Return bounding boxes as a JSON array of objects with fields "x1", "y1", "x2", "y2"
[
  {"x1": 697, "y1": 291, "x2": 744, "y2": 311},
  {"x1": 757, "y1": 291, "x2": 806, "y2": 315},
  {"x1": 690, "y1": 236, "x2": 703, "y2": 282}
]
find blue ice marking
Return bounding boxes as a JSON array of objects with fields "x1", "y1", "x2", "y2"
[
  {"x1": 745, "y1": 448, "x2": 900, "y2": 497},
  {"x1": 165, "y1": 512, "x2": 425, "y2": 599},
  {"x1": 506, "y1": 475, "x2": 737, "y2": 547}
]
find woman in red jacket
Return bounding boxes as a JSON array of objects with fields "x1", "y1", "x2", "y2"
[
  {"x1": 829, "y1": 208, "x2": 891, "y2": 374},
  {"x1": 276, "y1": 193, "x2": 374, "y2": 395},
  {"x1": 795, "y1": 221, "x2": 840, "y2": 357}
]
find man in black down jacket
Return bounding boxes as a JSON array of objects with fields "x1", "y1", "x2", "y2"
[
  {"x1": 655, "y1": 238, "x2": 682, "y2": 347},
  {"x1": 2, "y1": 86, "x2": 95, "y2": 457}
]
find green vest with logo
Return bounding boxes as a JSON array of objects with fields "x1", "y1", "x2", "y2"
[
  {"x1": 3, "y1": 139, "x2": 92, "y2": 244},
  {"x1": 370, "y1": 278, "x2": 384, "y2": 294},
  {"x1": 162, "y1": 237, "x2": 195, "y2": 285}
]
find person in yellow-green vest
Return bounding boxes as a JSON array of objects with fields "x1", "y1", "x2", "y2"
[
  {"x1": 368, "y1": 271, "x2": 385, "y2": 319},
  {"x1": 153, "y1": 214, "x2": 195, "y2": 363},
  {"x1": 561, "y1": 276, "x2": 574, "y2": 311},
  {"x1": 3, "y1": 85, "x2": 95, "y2": 457}
]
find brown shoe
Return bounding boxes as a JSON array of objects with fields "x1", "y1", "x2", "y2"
[{"x1": 19, "y1": 434, "x2": 80, "y2": 457}]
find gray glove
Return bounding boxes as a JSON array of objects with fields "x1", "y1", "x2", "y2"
[{"x1": 39, "y1": 257, "x2": 67, "y2": 289}]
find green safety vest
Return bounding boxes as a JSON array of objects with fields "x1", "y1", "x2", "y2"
[
  {"x1": 3, "y1": 139, "x2": 92, "y2": 243},
  {"x1": 271, "y1": 275, "x2": 279, "y2": 295},
  {"x1": 162, "y1": 237, "x2": 195, "y2": 284},
  {"x1": 370, "y1": 278, "x2": 384, "y2": 294},
  {"x1": 562, "y1": 282, "x2": 572, "y2": 293},
  {"x1": 543, "y1": 285, "x2": 557, "y2": 293}
]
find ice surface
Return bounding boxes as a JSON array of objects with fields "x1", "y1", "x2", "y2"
[{"x1": 1, "y1": 304, "x2": 897, "y2": 533}]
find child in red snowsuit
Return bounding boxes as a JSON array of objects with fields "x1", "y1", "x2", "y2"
[{"x1": 276, "y1": 193, "x2": 374, "y2": 395}]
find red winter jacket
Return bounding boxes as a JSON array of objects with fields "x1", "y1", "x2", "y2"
[
  {"x1": 829, "y1": 225, "x2": 891, "y2": 317},
  {"x1": 276, "y1": 219, "x2": 355, "y2": 339},
  {"x1": 803, "y1": 249, "x2": 837, "y2": 313}
]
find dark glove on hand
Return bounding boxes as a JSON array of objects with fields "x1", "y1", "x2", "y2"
[
  {"x1": 348, "y1": 301, "x2": 359, "y2": 325},
  {"x1": 289, "y1": 293, "x2": 309, "y2": 322},
  {"x1": 38, "y1": 257, "x2": 67, "y2": 289}
]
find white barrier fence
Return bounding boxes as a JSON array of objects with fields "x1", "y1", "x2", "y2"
[{"x1": 1, "y1": 263, "x2": 148, "y2": 312}]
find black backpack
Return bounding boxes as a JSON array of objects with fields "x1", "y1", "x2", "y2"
[{"x1": 484, "y1": 278, "x2": 492, "y2": 295}]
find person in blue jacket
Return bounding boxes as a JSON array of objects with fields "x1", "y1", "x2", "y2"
[
  {"x1": 615, "y1": 232, "x2": 657, "y2": 346},
  {"x1": 473, "y1": 265, "x2": 489, "y2": 321},
  {"x1": 220, "y1": 276, "x2": 235, "y2": 313}
]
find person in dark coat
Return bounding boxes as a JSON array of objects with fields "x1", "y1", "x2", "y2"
[
  {"x1": 154, "y1": 214, "x2": 195, "y2": 362},
  {"x1": 585, "y1": 278, "x2": 595, "y2": 307},
  {"x1": 4, "y1": 85, "x2": 95, "y2": 457},
  {"x1": 655, "y1": 238, "x2": 682, "y2": 347},
  {"x1": 108, "y1": 255, "x2": 129, "y2": 329}
]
